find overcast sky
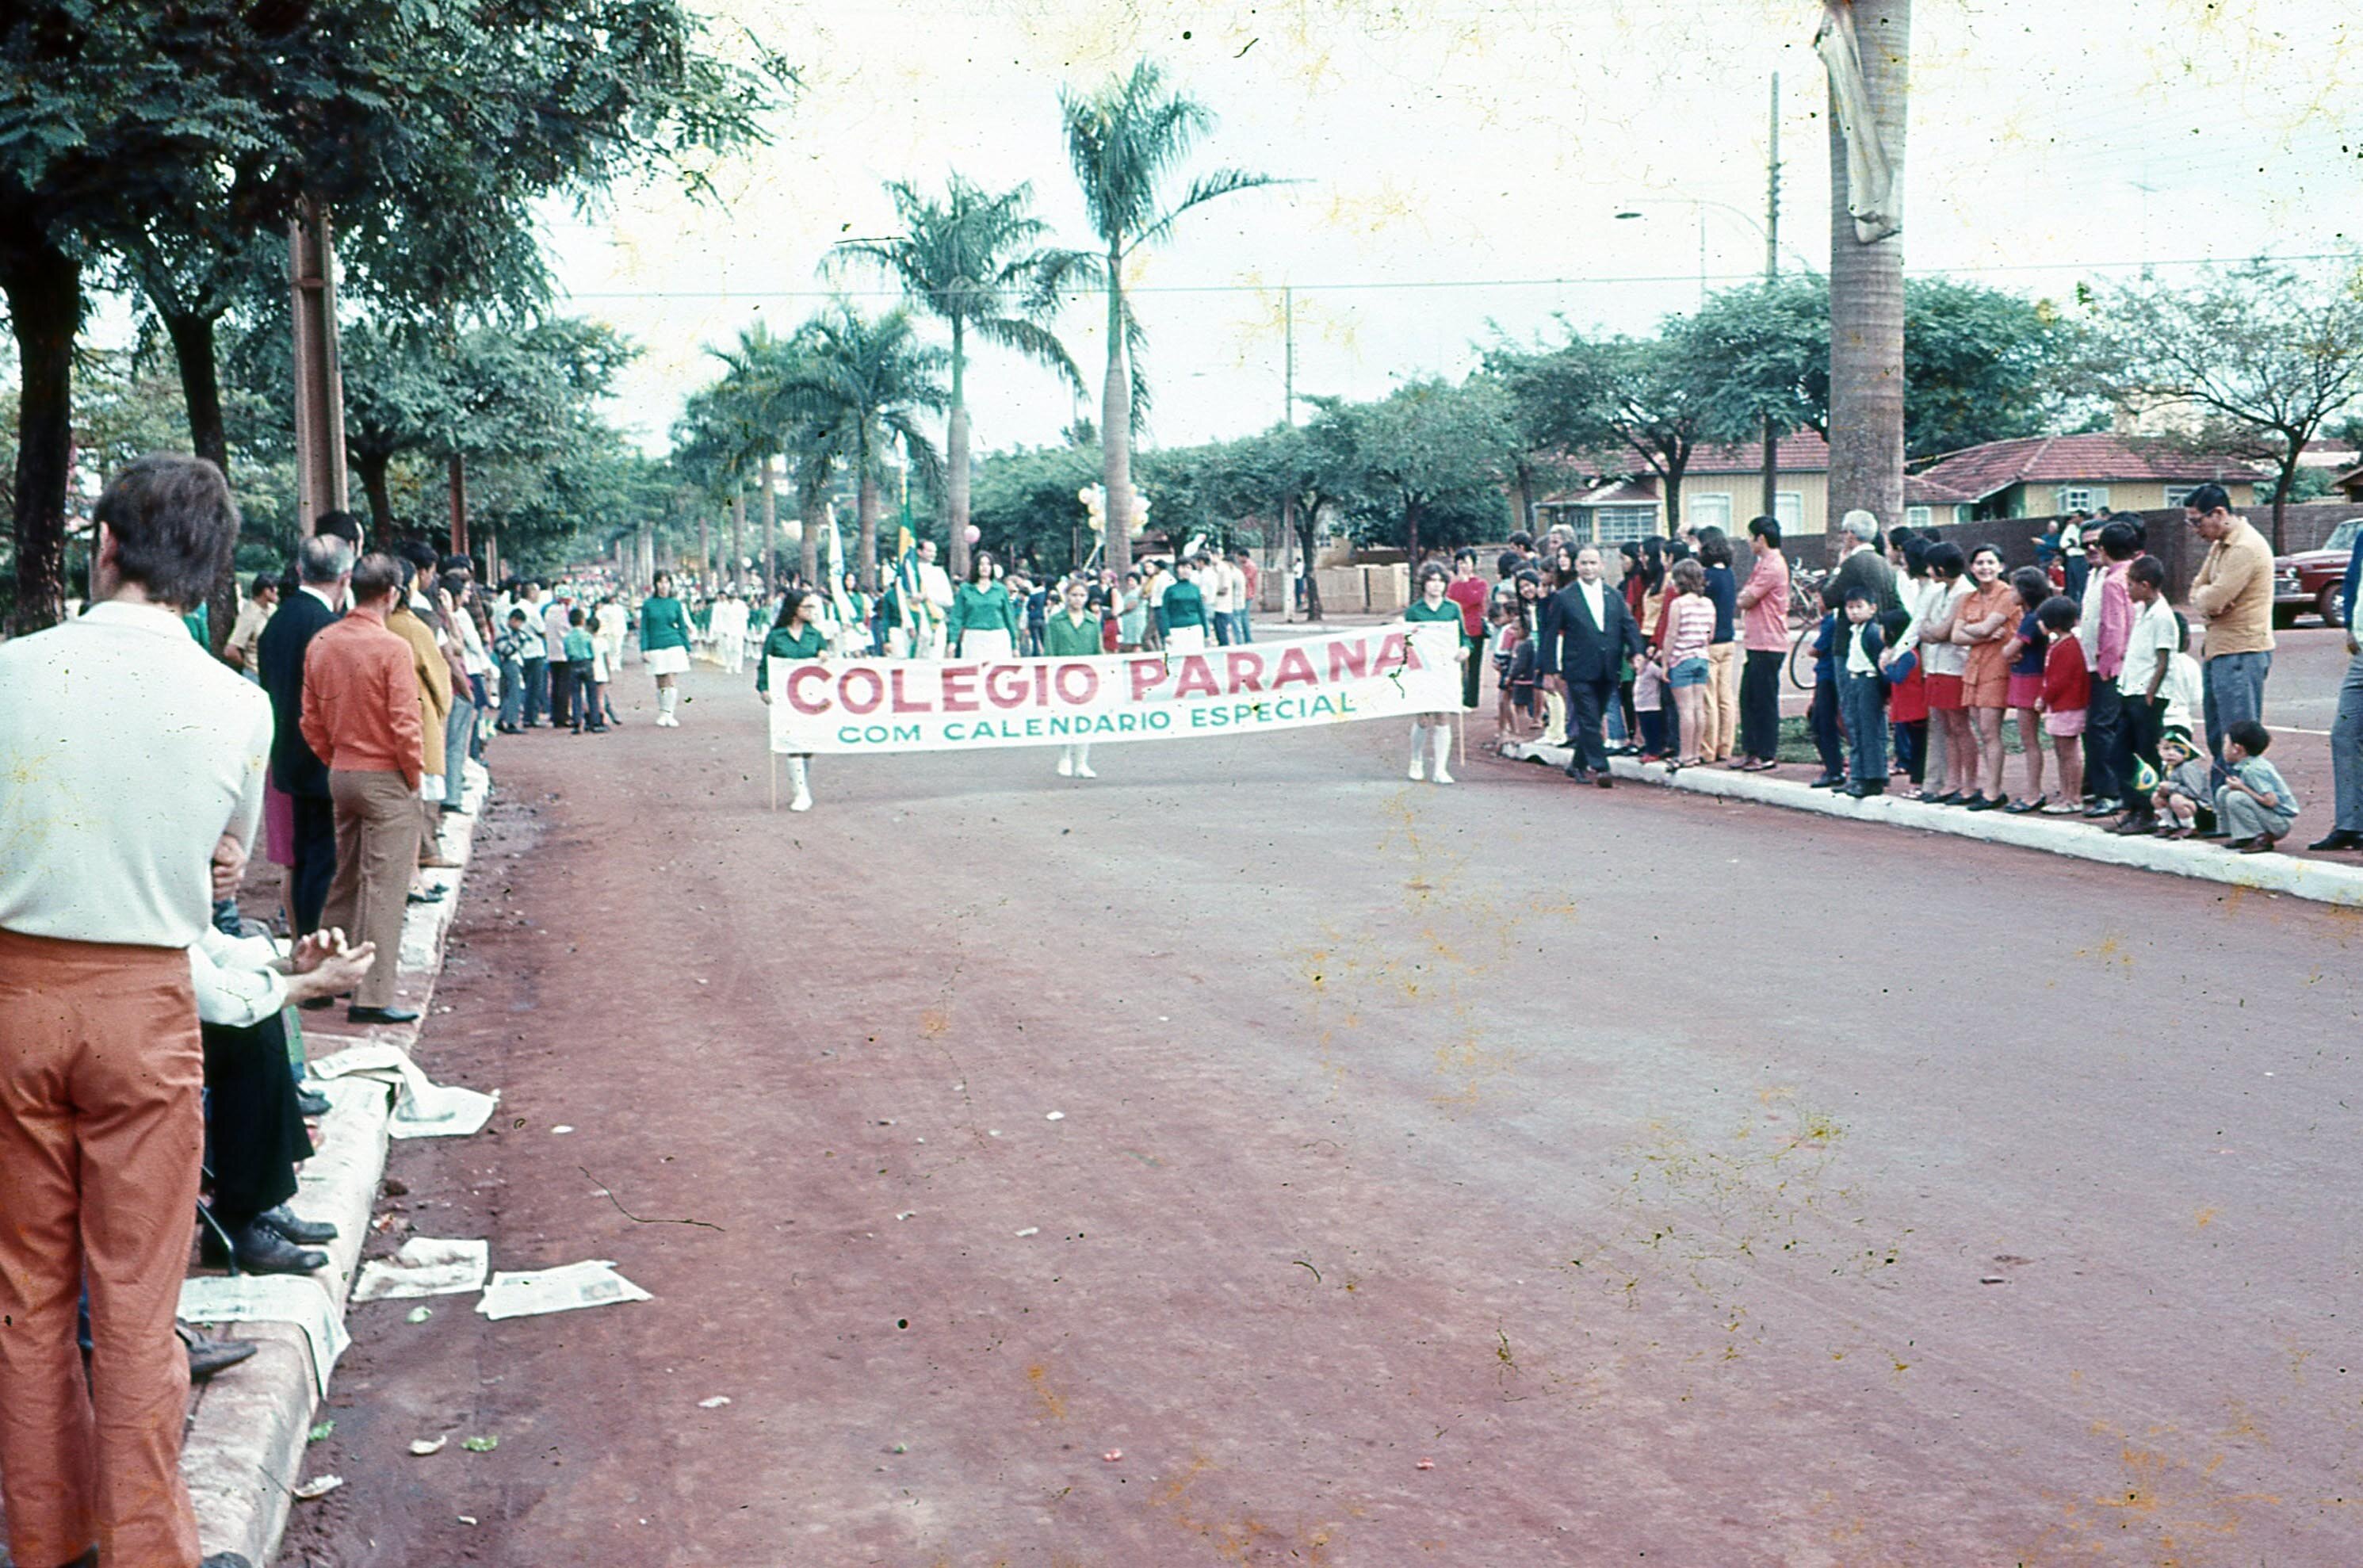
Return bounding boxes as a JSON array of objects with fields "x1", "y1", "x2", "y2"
[{"x1": 543, "y1": 0, "x2": 2359, "y2": 460}]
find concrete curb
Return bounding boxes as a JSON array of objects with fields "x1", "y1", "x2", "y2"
[
  {"x1": 1498, "y1": 740, "x2": 2363, "y2": 909},
  {"x1": 179, "y1": 759, "x2": 492, "y2": 1566}
]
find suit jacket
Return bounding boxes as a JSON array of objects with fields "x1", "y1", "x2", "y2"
[
  {"x1": 1833, "y1": 546, "x2": 1902, "y2": 618},
  {"x1": 256, "y1": 588, "x2": 340, "y2": 798},
  {"x1": 1540, "y1": 581, "x2": 1642, "y2": 686}
]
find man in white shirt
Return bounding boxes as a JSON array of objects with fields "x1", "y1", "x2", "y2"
[
  {"x1": 517, "y1": 580, "x2": 551, "y2": 726},
  {"x1": 0, "y1": 455, "x2": 274, "y2": 1568},
  {"x1": 909, "y1": 541, "x2": 954, "y2": 659},
  {"x1": 1206, "y1": 552, "x2": 1238, "y2": 644}
]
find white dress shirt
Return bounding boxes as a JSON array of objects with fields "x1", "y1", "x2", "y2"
[
  {"x1": 0, "y1": 600, "x2": 273, "y2": 947},
  {"x1": 1580, "y1": 579, "x2": 1607, "y2": 628}
]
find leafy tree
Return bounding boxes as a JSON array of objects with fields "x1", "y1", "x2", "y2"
[
  {"x1": 1061, "y1": 59, "x2": 1279, "y2": 583},
  {"x1": 2090, "y1": 254, "x2": 2363, "y2": 549},
  {"x1": 969, "y1": 442, "x2": 1100, "y2": 572},
  {"x1": 830, "y1": 174, "x2": 1085, "y2": 582},
  {"x1": 1488, "y1": 328, "x2": 1712, "y2": 532},
  {"x1": 1301, "y1": 381, "x2": 1514, "y2": 560},
  {"x1": 770, "y1": 304, "x2": 946, "y2": 591}
]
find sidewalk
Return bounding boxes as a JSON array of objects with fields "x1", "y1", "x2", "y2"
[
  {"x1": 0, "y1": 760, "x2": 492, "y2": 1568},
  {"x1": 1493, "y1": 736, "x2": 2363, "y2": 908}
]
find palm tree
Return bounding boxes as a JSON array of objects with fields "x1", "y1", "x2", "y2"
[
  {"x1": 830, "y1": 175, "x2": 1088, "y2": 581},
  {"x1": 1061, "y1": 60, "x2": 1279, "y2": 581},
  {"x1": 1823, "y1": 0, "x2": 1910, "y2": 549},
  {"x1": 709, "y1": 323, "x2": 805, "y2": 596},
  {"x1": 774, "y1": 304, "x2": 948, "y2": 591},
  {"x1": 670, "y1": 384, "x2": 762, "y2": 590}
]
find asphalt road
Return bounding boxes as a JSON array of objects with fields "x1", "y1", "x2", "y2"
[{"x1": 281, "y1": 658, "x2": 2363, "y2": 1568}]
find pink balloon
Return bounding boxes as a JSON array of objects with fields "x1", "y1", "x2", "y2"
[{"x1": 963, "y1": 525, "x2": 981, "y2": 545}]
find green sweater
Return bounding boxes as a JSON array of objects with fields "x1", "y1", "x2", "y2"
[
  {"x1": 1041, "y1": 610, "x2": 1102, "y2": 657},
  {"x1": 640, "y1": 594, "x2": 694, "y2": 652},
  {"x1": 562, "y1": 628, "x2": 596, "y2": 662},
  {"x1": 1406, "y1": 598, "x2": 1461, "y2": 624},
  {"x1": 754, "y1": 623, "x2": 829, "y2": 692},
  {"x1": 1160, "y1": 580, "x2": 1207, "y2": 633},
  {"x1": 946, "y1": 581, "x2": 1019, "y2": 645}
]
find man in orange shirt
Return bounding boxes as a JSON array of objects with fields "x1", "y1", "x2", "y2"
[{"x1": 300, "y1": 553, "x2": 426, "y2": 1026}]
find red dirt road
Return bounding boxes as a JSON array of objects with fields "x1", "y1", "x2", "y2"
[{"x1": 280, "y1": 663, "x2": 2363, "y2": 1567}]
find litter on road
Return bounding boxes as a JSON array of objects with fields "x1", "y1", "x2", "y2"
[
  {"x1": 292, "y1": 1474, "x2": 343, "y2": 1501},
  {"x1": 476, "y1": 1259, "x2": 652, "y2": 1320},
  {"x1": 698, "y1": 1395, "x2": 732, "y2": 1409},
  {"x1": 353, "y1": 1237, "x2": 491, "y2": 1302},
  {"x1": 312, "y1": 1040, "x2": 500, "y2": 1138},
  {"x1": 178, "y1": 1272, "x2": 351, "y2": 1397},
  {"x1": 410, "y1": 1436, "x2": 447, "y2": 1456},
  {"x1": 462, "y1": 1436, "x2": 499, "y2": 1453}
]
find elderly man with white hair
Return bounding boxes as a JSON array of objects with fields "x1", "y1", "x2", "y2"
[{"x1": 1833, "y1": 507, "x2": 1903, "y2": 618}]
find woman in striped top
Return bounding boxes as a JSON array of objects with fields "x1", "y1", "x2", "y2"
[{"x1": 1661, "y1": 558, "x2": 1718, "y2": 769}]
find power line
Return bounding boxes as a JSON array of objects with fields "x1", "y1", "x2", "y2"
[{"x1": 556, "y1": 250, "x2": 2357, "y2": 304}]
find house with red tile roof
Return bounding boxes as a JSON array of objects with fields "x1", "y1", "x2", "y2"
[
  {"x1": 1911, "y1": 434, "x2": 2261, "y2": 520},
  {"x1": 1535, "y1": 430, "x2": 1979, "y2": 544}
]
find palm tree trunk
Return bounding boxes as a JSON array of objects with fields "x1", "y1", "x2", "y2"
[
  {"x1": 857, "y1": 466, "x2": 881, "y2": 593},
  {"x1": 799, "y1": 483, "x2": 824, "y2": 588},
  {"x1": 730, "y1": 486, "x2": 748, "y2": 591},
  {"x1": 1826, "y1": 0, "x2": 1910, "y2": 559},
  {"x1": 946, "y1": 320, "x2": 973, "y2": 582},
  {"x1": 1101, "y1": 254, "x2": 1134, "y2": 582},
  {"x1": 698, "y1": 511, "x2": 710, "y2": 589},
  {"x1": 2, "y1": 222, "x2": 80, "y2": 635},
  {"x1": 759, "y1": 453, "x2": 779, "y2": 598}
]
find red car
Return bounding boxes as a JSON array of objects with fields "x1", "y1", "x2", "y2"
[{"x1": 2273, "y1": 516, "x2": 2362, "y2": 627}]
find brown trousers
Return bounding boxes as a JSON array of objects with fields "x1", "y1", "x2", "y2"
[
  {"x1": 323, "y1": 768, "x2": 420, "y2": 1010},
  {"x1": 0, "y1": 928, "x2": 204, "y2": 1568}
]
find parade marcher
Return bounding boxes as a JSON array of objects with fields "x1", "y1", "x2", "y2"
[
  {"x1": 1405, "y1": 564, "x2": 1468, "y2": 784},
  {"x1": 755, "y1": 587, "x2": 830, "y2": 811},
  {"x1": 947, "y1": 549, "x2": 1020, "y2": 660},
  {"x1": 1117, "y1": 570, "x2": 1147, "y2": 652},
  {"x1": 1445, "y1": 546, "x2": 1490, "y2": 713},
  {"x1": 640, "y1": 568, "x2": 696, "y2": 726},
  {"x1": 894, "y1": 538, "x2": 954, "y2": 657},
  {"x1": 0, "y1": 454, "x2": 275, "y2": 1568},
  {"x1": 1541, "y1": 544, "x2": 1644, "y2": 787},
  {"x1": 711, "y1": 589, "x2": 750, "y2": 675},
  {"x1": 303, "y1": 552, "x2": 430, "y2": 1026},
  {"x1": 1042, "y1": 577, "x2": 1104, "y2": 778},
  {"x1": 1160, "y1": 556, "x2": 1213, "y2": 653}
]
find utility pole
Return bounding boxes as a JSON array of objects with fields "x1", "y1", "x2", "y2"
[
  {"x1": 1761, "y1": 71, "x2": 1782, "y2": 522},
  {"x1": 288, "y1": 197, "x2": 349, "y2": 535},
  {"x1": 1279, "y1": 284, "x2": 1299, "y2": 622},
  {"x1": 448, "y1": 455, "x2": 468, "y2": 559}
]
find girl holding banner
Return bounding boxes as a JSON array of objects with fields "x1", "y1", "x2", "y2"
[
  {"x1": 1406, "y1": 564, "x2": 1470, "y2": 785},
  {"x1": 1041, "y1": 578, "x2": 1105, "y2": 778},
  {"x1": 946, "y1": 551, "x2": 1020, "y2": 661},
  {"x1": 640, "y1": 571, "x2": 696, "y2": 727},
  {"x1": 755, "y1": 589, "x2": 829, "y2": 812}
]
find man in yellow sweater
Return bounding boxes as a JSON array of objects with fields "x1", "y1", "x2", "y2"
[{"x1": 2184, "y1": 483, "x2": 2275, "y2": 762}]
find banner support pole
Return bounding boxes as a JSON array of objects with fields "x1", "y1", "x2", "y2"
[{"x1": 770, "y1": 751, "x2": 778, "y2": 813}]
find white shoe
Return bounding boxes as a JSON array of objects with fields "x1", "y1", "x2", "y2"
[
  {"x1": 1056, "y1": 753, "x2": 1073, "y2": 777},
  {"x1": 1408, "y1": 757, "x2": 1425, "y2": 782},
  {"x1": 1431, "y1": 766, "x2": 1455, "y2": 786},
  {"x1": 1075, "y1": 763, "x2": 1097, "y2": 779},
  {"x1": 790, "y1": 790, "x2": 813, "y2": 812}
]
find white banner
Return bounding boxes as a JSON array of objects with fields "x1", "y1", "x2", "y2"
[{"x1": 767, "y1": 622, "x2": 1461, "y2": 755}]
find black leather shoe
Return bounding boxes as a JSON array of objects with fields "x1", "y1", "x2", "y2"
[
  {"x1": 205, "y1": 1221, "x2": 327, "y2": 1275},
  {"x1": 181, "y1": 1325, "x2": 258, "y2": 1381},
  {"x1": 258, "y1": 1204, "x2": 338, "y2": 1245},
  {"x1": 1842, "y1": 782, "x2": 1885, "y2": 798},
  {"x1": 294, "y1": 1086, "x2": 331, "y2": 1116},
  {"x1": 1807, "y1": 774, "x2": 1844, "y2": 789},
  {"x1": 2308, "y1": 830, "x2": 2363, "y2": 851},
  {"x1": 346, "y1": 1004, "x2": 422, "y2": 1026},
  {"x1": 407, "y1": 886, "x2": 446, "y2": 904},
  {"x1": 1594, "y1": 774, "x2": 1614, "y2": 788},
  {"x1": 298, "y1": 994, "x2": 337, "y2": 1011}
]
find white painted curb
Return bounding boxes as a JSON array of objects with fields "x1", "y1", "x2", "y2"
[
  {"x1": 1499, "y1": 741, "x2": 2363, "y2": 909},
  {"x1": 179, "y1": 758, "x2": 492, "y2": 1566}
]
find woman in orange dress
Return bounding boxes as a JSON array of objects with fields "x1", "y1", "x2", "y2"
[{"x1": 1956, "y1": 545, "x2": 2019, "y2": 810}]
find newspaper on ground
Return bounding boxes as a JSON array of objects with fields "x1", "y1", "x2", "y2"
[
  {"x1": 353, "y1": 1237, "x2": 491, "y2": 1303},
  {"x1": 476, "y1": 1260, "x2": 652, "y2": 1321},
  {"x1": 178, "y1": 1273, "x2": 351, "y2": 1398},
  {"x1": 310, "y1": 1040, "x2": 499, "y2": 1139}
]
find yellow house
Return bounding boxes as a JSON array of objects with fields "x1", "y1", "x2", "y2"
[
  {"x1": 1537, "y1": 432, "x2": 1975, "y2": 543},
  {"x1": 1912, "y1": 434, "x2": 2260, "y2": 518}
]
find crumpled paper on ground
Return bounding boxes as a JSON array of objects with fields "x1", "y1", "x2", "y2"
[
  {"x1": 476, "y1": 1260, "x2": 652, "y2": 1321},
  {"x1": 310, "y1": 1041, "x2": 499, "y2": 1138},
  {"x1": 353, "y1": 1237, "x2": 491, "y2": 1303},
  {"x1": 178, "y1": 1274, "x2": 351, "y2": 1397}
]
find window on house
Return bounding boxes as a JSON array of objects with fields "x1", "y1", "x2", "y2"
[
  {"x1": 1774, "y1": 492, "x2": 1804, "y2": 532},
  {"x1": 2164, "y1": 486, "x2": 2195, "y2": 509},
  {"x1": 2057, "y1": 485, "x2": 2110, "y2": 513},
  {"x1": 1905, "y1": 505, "x2": 1933, "y2": 529},
  {"x1": 1595, "y1": 506, "x2": 1658, "y2": 543},
  {"x1": 1685, "y1": 492, "x2": 1732, "y2": 531}
]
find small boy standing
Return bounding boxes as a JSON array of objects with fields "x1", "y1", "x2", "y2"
[
  {"x1": 1807, "y1": 581, "x2": 1846, "y2": 788},
  {"x1": 2214, "y1": 719, "x2": 2299, "y2": 853},
  {"x1": 2034, "y1": 596, "x2": 2087, "y2": 814},
  {"x1": 1838, "y1": 587, "x2": 1887, "y2": 798},
  {"x1": 493, "y1": 607, "x2": 533, "y2": 733},
  {"x1": 562, "y1": 607, "x2": 600, "y2": 733}
]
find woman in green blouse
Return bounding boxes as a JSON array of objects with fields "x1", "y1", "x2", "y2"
[
  {"x1": 755, "y1": 588, "x2": 829, "y2": 811},
  {"x1": 639, "y1": 570, "x2": 696, "y2": 727},
  {"x1": 1040, "y1": 577, "x2": 1104, "y2": 779},
  {"x1": 1158, "y1": 557, "x2": 1211, "y2": 654},
  {"x1": 945, "y1": 550, "x2": 1020, "y2": 661},
  {"x1": 1405, "y1": 563, "x2": 1470, "y2": 785}
]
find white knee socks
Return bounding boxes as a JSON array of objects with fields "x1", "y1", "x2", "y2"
[
  {"x1": 658, "y1": 686, "x2": 679, "y2": 725},
  {"x1": 787, "y1": 756, "x2": 812, "y2": 811},
  {"x1": 1408, "y1": 725, "x2": 1428, "y2": 781},
  {"x1": 1429, "y1": 723, "x2": 1455, "y2": 785}
]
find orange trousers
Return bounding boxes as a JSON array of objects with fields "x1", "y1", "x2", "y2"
[{"x1": 0, "y1": 927, "x2": 204, "y2": 1568}]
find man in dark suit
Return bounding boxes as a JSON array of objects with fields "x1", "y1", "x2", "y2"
[
  {"x1": 256, "y1": 530, "x2": 354, "y2": 933},
  {"x1": 1541, "y1": 544, "x2": 1644, "y2": 786}
]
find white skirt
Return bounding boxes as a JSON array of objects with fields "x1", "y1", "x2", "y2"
[
  {"x1": 1164, "y1": 625, "x2": 1207, "y2": 655},
  {"x1": 960, "y1": 628, "x2": 1015, "y2": 662},
  {"x1": 644, "y1": 645, "x2": 690, "y2": 676}
]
